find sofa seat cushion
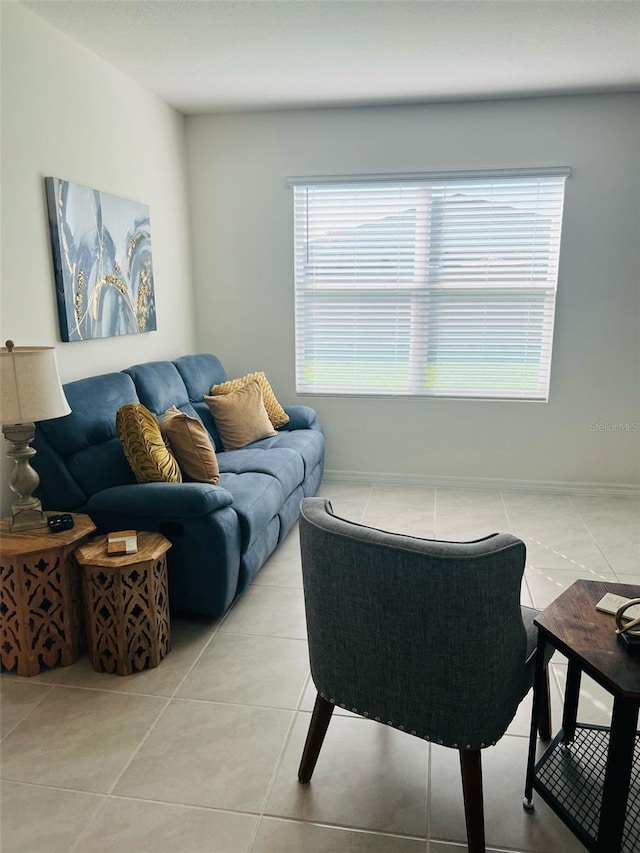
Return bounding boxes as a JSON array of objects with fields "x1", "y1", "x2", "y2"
[
  {"x1": 217, "y1": 472, "x2": 283, "y2": 552},
  {"x1": 249, "y1": 430, "x2": 325, "y2": 478},
  {"x1": 217, "y1": 447, "x2": 304, "y2": 500}
]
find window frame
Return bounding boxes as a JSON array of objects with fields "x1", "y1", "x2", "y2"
[{"x1": 289, "y1": 168, "x2": 570, "y2": 402}]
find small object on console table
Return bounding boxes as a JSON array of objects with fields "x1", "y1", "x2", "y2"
[
  {"x1": 615, "y1": 598, "x2": 640, "y2": 651},
  {"x1": 107, "y1": 530, "x2": 138, "y2": 555}
]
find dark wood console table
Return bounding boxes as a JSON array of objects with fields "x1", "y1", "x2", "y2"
[{"x1": 524, "y1": 579, "x2": 640, "y2": 853}]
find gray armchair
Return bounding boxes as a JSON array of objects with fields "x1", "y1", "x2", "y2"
[{"x1": 297, "y1": 497, "x2": 552, "y2": 853}]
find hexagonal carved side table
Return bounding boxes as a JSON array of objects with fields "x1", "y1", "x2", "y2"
[
  {"x1": 0, "y1": 513, "x2": 97, "y2": 677},
  {"x1": 75, "y1": 531, "x2": 171, "y2": 676}
]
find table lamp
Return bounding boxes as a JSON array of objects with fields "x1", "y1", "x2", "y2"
[{"x1": 0, "y1": 341, "x2": 71, "y2": 531}]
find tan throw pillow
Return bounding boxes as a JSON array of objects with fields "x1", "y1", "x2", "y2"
[
  {"x1": 204, "y1": 378, "x2": 277, "y2": 451},
  {"x1": 160, "y1": 406, "x2": 219, "y2": 484},
  {"x1": 210, "y1": 371, "x2": 289, "y2": 429},
  {"x1": 116, "y1": 404, "x2": 182, "y2": 484}
]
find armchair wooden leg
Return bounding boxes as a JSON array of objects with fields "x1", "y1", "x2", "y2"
[
  {"x1": 537, "y1": 666, "x2": 552, "y2": 741},
  {"x1": 298, "y1": 692, "x2": 334, "y2": 783},
  {"x1": 459, "y1": 749, "x2": 486, "y2": 853}
]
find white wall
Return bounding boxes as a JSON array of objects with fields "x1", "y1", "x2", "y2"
[
  {"x1": 1, "y1": 2, "x2": 196, "y2": 512},
  {"x1": 186, "y1": 95, "x2": 640, "y2": 488}
]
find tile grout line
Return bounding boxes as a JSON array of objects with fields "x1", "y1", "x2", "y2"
[
  {"x1": 249, "y1": 812, "x2": 430, "y2": 846},
  {"x1": 433, "y1": 486, "x2": 440, "y2": 539},
  {"x1": 433, "y1": 486, "x2": 438, "y2": 540},
  {"x1": 498, "y1": 489, "x2": 512, "y2": 531},
  {"x1": 500, "y1": 490, "x2": 535, "y2": 607},
  {"x1": 0, "y1": 682, "x2": 55, "y2": 744},
  {"x1": 251, "y1": 805, "x2": 433, "y2": 844},
  {"x1": 360, "y1": 483, "x2": 374, "y2": 523},
  {"x1": 103, "y1": 696, "x2": 172, "y2": 798},
  {"x1": 251, "y1": 581, "x2": 303, "y2": 590},
  {"x1": 245, "y1": 671, "x2": 313, "y2": 851},
  {"x1": 217, "y1": 628, "x2": 307, "y2": 641},
  {"x1": 66, "y1": 790, "x2": 111, "y2": 853},
  {"x1": 65, "y1": 613, "x2": 229, "y2": 851},
  {"x1": 567, "y1": 493, "x2": 620, "y2": 576},
  {"x1": 245, "y1": 567, "x2": 313, "y2": 852}
]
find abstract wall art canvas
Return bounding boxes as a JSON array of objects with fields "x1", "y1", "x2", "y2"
[{"x1": 45, "y1": 177, "x2": 157, "y2": 341}]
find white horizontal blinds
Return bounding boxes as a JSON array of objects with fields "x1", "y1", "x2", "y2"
[{"x1": 293, "y1": 172, "x2": 567, "y2": 399}]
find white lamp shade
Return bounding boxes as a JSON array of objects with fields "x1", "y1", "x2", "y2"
[{"x1": 0, "y1": 346, "x2": 71, "y2": 425}]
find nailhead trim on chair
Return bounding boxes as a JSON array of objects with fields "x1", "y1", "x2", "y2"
[{"x1": 318, "y1": 692, "x2": 489, "y2": 749}]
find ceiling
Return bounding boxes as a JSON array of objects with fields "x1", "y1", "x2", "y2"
[{"x1": 23, "y1": 0, "x2": 640, "y2": 114}]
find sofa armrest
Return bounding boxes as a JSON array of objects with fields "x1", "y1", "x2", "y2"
[
  {"x1": 281, "y1": 405, "x2": 319, "y2": 431},
  {"x1": 86, "y1": 482, "x2": 234, "y2": 519}
]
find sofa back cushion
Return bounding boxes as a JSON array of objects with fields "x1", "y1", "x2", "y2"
[
  {"x1": 35, "y1": 372, "x2": 140, "y2": 504},
  {"x1": 173, "y1": 354, "x2": 227, "y2": 449},
  {"x1": 124, "y1": 361, "x2": 197, "y2": 417}
]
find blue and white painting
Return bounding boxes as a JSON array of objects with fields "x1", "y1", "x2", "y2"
[{"x1": 45, "y1": 177, "x2": 156, "y2": 342}]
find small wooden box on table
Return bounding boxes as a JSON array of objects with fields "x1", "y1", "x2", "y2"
[
  {"x1": 0, "y1": 513, "x2": 96, "y2": 677},
  {"x1": 74, "y1": 531, "x2": 171, "y2": 676}
]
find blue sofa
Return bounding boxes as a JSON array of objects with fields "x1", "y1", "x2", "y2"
[{"x1": 32, "y1": 354, "x2": 324, "y2": 619}]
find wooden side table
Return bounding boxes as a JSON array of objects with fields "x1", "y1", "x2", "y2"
[
  {"x1": 0, "y1": 513, "x2": 96, "y2": 677},
  {"x1": 524, "y1": 579, "x2": 640, "y2": 853},
  {"x1": 74, "y1": 531, "x2": 171, "y2": 676}
]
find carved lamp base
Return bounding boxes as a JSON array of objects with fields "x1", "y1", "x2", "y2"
[{"x1": 2, "y1": 422, "x2": 48, "y2": 531}]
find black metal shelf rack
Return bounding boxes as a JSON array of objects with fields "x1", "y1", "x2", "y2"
[{"x1": 532, "y1": 724, "x2": 640, "y2": 853}]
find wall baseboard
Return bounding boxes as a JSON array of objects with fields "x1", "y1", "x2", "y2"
[{"x1": 323, "y1": 469, "x2": 640, "y2": 498}]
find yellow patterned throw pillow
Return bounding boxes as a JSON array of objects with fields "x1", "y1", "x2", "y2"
[
  {"x1": 160, "y1": 406, "x2": 219, "y2": 484},
  {"x1": 204, "y1": 379, "x2": 277, "y2": 451},
  {"x1": 116, "y1": 404, "x2": 182, "y2": 484},
  {"x1": 210, "y1": 371, "x2": 289, "y2": 429}
]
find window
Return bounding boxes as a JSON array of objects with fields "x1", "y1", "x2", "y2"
[{"x1": 291, "y1": 168, "x2": 569, "y2": 400}]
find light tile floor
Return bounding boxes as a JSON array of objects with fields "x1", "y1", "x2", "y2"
[{"x1": 1, "y1": 483, "x2": 638, "y2": 852}]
